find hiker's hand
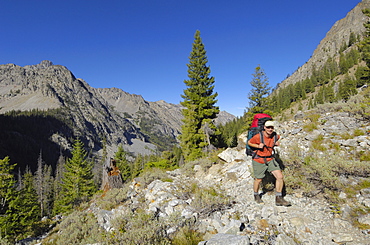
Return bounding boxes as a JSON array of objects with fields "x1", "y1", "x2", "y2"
[
  {"x1": 258, "y1": 143, "x2": 264, "y2": 149},
  {"x1": 275, "y1": 141, "x2": 280, "y2": 146}
]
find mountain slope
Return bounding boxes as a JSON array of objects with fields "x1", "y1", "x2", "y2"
[
  {"x1": 0, "y1": 60, "x2": 235, "y2": 170},
  {"x1": 277, "y1": 0, "x2": 370, "y2": 89}
]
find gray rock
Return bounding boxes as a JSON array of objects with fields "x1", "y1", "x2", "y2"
[
  {"x1": 198, "y1": 233, "x2": 250, "y2": 245},
  {"x1": 358, "y1": 214, "x2": 370, "y2": 225}
]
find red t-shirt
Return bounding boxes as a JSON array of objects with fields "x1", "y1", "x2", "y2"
[{"x1": 249, "y1": 132, "x2": 279, "y2": 164}]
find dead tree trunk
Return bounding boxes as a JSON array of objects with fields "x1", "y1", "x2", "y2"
[{"x1": 101, "y1": 158, "x2": 124, "y2": 192}]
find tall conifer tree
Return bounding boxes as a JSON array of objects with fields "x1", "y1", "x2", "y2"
[
  {"x1": 0, "y1": 157, "x2": 18, "y2": 240},
  {"x1": 358, "y1": 9, "x2": 370, "y2": 84},
  {"x1": 9, "y1": 170, "x2": 40, "y2": 240},
  {"x1": 180, "y1": 30, "x2": 219, "y2": 161},
  {"x1": 246, "y1": 65, "x2": 272, "y2": 121},
  {"x1": 35, "y1": 151, "x2": 46, "y2": 217},
  {"x1": 114, "y1": 145, "x2": 131, "y2": 182},
  {"x1": 53, "y1": 138, "x2": 96, "y2": 214}
]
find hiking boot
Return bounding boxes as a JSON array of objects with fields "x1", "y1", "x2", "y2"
[
  {"x1": 275, "y1": 196, "x2": 291, "y2": 206},
  {"x1": 254, "y1": 194, "x2": 263, "y2": 204}
]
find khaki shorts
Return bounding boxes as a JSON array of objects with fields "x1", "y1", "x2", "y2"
[{"x1": 252, "y1": 158, "x2": 281, "y2": 179}]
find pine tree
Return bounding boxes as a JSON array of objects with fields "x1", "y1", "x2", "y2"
[
  {"x1": 315, "y1": 86, "x2": 324, "y2": 105},
  {"x1": 358, "y1": 9, "x2": 370, "y2": 85},
  {"x1": 180, "y1": 30, "x2": 220, "y2": 161},
  {"x1": 41, "y1": 164, "x2": 54, "y2": 217},
  {"x1": 0, "y1": 157, "x2": 18, "y2": 240},
  {"x1": 35, "y1": 151, "x2": 46, "y2": 217},
  {"x1": 53, "y1": 153, "x2": 65, "y2": 213},
  {"x1": 349, "y1": 31, "x2": 357, "y2": 47},
  {"x1": 114, "y1": 145, "x2": 131, "y2": 182},
  {"x1": 8, "y1": 170, "x2": 40, "y2": 240},
  {"x1": 338, "y1": 75, "x2": 357, "y2": 101},
  {"x1": 132, "y1": 154, "x2": 144, "y2": 178},
  {"x1": 303, "y1": 77, "x2": 315, "y2": 93},
  {"x1": 247, "y1": 65, "x2": 272, "y2": 116},
  {"x1": 325, "y1": 84, "x2": 336, "y2": 103},
  {"x1": 53, "y1": 138, "x2": 96, "y2": 214}
]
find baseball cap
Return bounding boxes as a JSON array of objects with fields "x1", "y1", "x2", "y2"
[{"x1": 264, "y1": 121, "x2": 275, "y2": 127}]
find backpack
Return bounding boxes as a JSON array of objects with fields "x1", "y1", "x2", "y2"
[{"x1": 245, "y1": 113, "x2": 276, "y2": 157}]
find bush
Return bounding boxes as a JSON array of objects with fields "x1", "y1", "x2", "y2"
[
  {"x1": 108, "y1": 209, "x2": 172, "y2": 245},
  {"x1": 42, "y1": 211, "x2": 105, "y2": 245},
  {"x1": 0, "y1": 236, "x2": 12, "y2": 245},
  {"x1": 172, "y1": 225, "x2": 203, "y2": 245},
  {"x1": 303, "y1": 122, "x2": 318, "y2": 132},
  {"x1": 94, "y1": 186, "x2": 130, "y2": 210},
  {"x1": 353, "y1": 129, "x2": 365, "y2": 137},
  {"x1": 282, "y1": 142, "x2": 370, "y2": 201},
  {"x1": 140, "y1": 167, "x2": 171, "y2": 187},
  {"x1": 311, "y1": 134, "x2": 327, "y2": 151},
  {"x1": 359, "y1": 151, "x2": 370, "y2": 161},
  {"x1": 305, "y1": 113, "x2": 321, "y2": 122}
]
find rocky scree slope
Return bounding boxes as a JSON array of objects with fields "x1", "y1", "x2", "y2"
[{"x1": 78, "y1": 110, "x2": 370, "y2": 245}]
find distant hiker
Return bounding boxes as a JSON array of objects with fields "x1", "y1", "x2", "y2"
[{"x1": 247, "y1": 120, "x2": 291, "y2": 206}]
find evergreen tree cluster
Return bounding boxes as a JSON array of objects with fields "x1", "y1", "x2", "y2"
[
  {"x1": 0, "y1": 138, "x2": 98, "y2": 242},
  {"x1": 270, "y1": 40, "x2": 366, "y2": 113},
  {"x1": 217, "y1": 116, "x2": 246, "y2": 148}
]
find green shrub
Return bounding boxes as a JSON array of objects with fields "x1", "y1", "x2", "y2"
[
  {"x1": 353, "y1": 129, "x2": 365, "y2": 137},
  {"x1": 108, "y1": 209, "x2": 172, "y2": 244},
  {"x1": 191, "y1": 184, "x2": 230, "y2": 216},
  {"x1": 359, "y1": 151, "x2": 370, "y2": 161},
  {"x1": 42, "y1": 211, "x2": 105, "y2": 245},
  {"x1": 161, "y1": 177, "x2": 174, "y2": 182},
  {"x1": 145, "y1": 159, "x2": 176, "y2": 170},
  {"x1": 305, "y1": 113, "x2": 321, "y2": 122},
  {"x1": 140, "y1": 167, "x2": 170, "y2": 187},
  {"x1": 303, "y1": 122, "x2": 318, "y2": 132},
  {"x1": 343, "y1": 179, "x2": 370, "y2": 199},
  {"x1": 94, "y1": 186, "x2": 130, "y2": 210},
  {"x1": 340, "y1": 132, "x2": 353, "y2": 140},
  {"x1": 0, "y1": 236, "x2": 12, "y2": 245},
  {"x1": 311, "y1": 134, "x2": 327, "y2": 151},
  {"x1": 172, "y1": 225, "x2": 203, "y2": 245},
  {"x1": 350, "y1": 205, "x2": 370, "y2": 230},
  {"x1": 281, "y1": 140, "x2": 370, "y2": 201},
  {"x1": 358, "y1": 179, "x2": 370, "y2": 189},
  {"x1": 329, "y1": 141, "x2": 341, "y2": 151}
]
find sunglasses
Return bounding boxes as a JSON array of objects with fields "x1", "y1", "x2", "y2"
[{"x1": 265, "y1": 126, "x2": 274, "y2": 129}]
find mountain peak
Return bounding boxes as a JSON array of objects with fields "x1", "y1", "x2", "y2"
[{"x1": 24, "y1": 60, "x2": 54, "y2": 70}]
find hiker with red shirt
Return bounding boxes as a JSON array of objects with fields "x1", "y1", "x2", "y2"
[{"x1": 248, "y1": 120, "x2": 291, "y2": 206}]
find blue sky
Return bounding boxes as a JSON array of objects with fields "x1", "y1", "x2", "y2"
[{"x1": 0, "y1": 0, "x2": 362, "y2": 116}]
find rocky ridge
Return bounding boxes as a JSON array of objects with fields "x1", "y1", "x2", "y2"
[
  {"x1": 0, "y1": 60, "x2": 235, "y2": 169},
  {"x1": 79, "y1": 110, "x2": 370, "y2": 245}
]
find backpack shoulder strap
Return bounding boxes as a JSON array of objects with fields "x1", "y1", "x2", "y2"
[
  {"x1": 273, "y1": 132, "x2": 278, "y2": 145},
  {"x1": 259, "y1": 131, "x2": 264, "y2": 145}
]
